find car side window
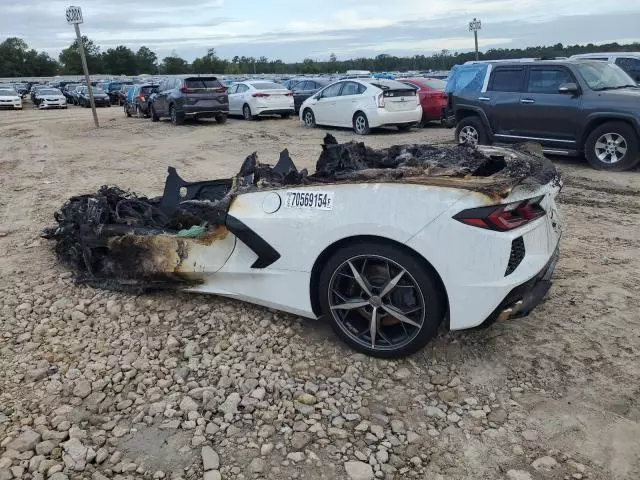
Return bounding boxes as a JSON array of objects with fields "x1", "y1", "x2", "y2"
[
  {"x1": 340, "y1": 82, "x2": 363, "y2": 96},
  {"x1": 488, "y1": 68, "x2": 524, "y2": 93},
  {"x1": 527, "y1": 68, "x2": 575, "y2": 94},
  {"x1": 227, "y1": 85, "x2": 237, "y2": 94},
  {"x1": 237, "y1": 84, "x2": 249, "y2": 93},
  {"x1": 321, "y1": 82, "x2": 343, "y2": 98},
  {"x1": 293, "y1": 81, "x2": 307, "y2": 91},
  {"x1": 615, "y1": 57, "x2": 640, "y2": 75}
]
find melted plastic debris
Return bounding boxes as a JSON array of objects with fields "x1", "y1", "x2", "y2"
[{"x1": 43, "y1": 135, "x2": 559, "y2": 289}]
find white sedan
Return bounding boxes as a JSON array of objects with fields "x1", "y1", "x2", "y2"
[
  {"x1": 0, "y1": 88, "x2": 22, "y2": 109},
  {"x1": 35, "y1": 88, "x2": 67, "y2": 109},
  {"x1": 45, "y1": 139, "x2": 562, "y2": 358},
  {"x1": 299, "y1": 78, "x2": 422, "y2": 134},
  {"x1": 228, "y1": 80, "x2": 295, "y2": 120}
]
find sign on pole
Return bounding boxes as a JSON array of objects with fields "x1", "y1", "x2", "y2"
[{"x1": 66, "y1": 6, "x2": 99, "y2": 127}]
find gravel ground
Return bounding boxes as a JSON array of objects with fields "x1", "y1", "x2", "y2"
[{"x1": 0, "y1": 105, "x2": 639, "y2": 480}]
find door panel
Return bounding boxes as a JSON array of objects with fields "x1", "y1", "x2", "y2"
[
  {"x1": 514, "y1": 66, "x2": 582, "y2": 145},
  {"x1": 313, "y1": 82, "x2": 343, "y2": 124},
  {"x1": 485, "y1": 67, "x2": 525, "y2": 136}
]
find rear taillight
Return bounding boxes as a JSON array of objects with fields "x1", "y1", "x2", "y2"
[
  {"x1": 253, "y1": 92, "x2": 269, "y2": 97},
  {"x1": 139, "y1": 95, "x2": 145, "y2": 102},
  {"x1": 284, "y1": 92, "x2": 293, "y2": 96},
  {"x1": 180, "y1": 87, "x2": 194, "y2": 94},
  {"x1": 377, "y1": 93, "x2": 385, "y2": 108},
  {"x1": 454, "y1": 197, "x2": 546, "y2": 231},
  {"x1": 215, "y1": 87, "x2": 227, "y2": 93}
]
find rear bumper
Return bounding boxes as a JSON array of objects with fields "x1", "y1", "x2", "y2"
[
  {"x1": 253, "y1": 108, "x2": 295, "y2": 116},
  {"x1": 485, "y1": 246, "x2": 559, "y2": 324},
  {"x1": 183, "y1": 105, "x2": 229, "y2": 118},
  {"x1": 367, "y1": 106, "x2": 422, "y2": 127},
  {"x1": 0, "y1": 104, "x2": 22, "y2": 109}
]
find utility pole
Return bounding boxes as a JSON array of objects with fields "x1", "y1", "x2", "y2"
[
  {"x1": 469, "y1": 18, "x2": 482, "y2": 61},
  {"x1": 66, "y1": 6, "x2": 99, "y2": 127}
]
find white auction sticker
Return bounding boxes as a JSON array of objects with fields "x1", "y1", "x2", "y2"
[{"x1": 284, "y1": 191, "x2": 334, "y2": 210}]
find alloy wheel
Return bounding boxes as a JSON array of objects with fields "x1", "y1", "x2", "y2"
[
  {"x1": 594, "y1": 132, "x2": 627, "y2": 164},
  {"x1": 304, "y1": 110, "x2": 314, "y2": 127},
  {"x1": 170, "y1": 106, "x2": 176, "y2": 124},
  {"x1": 354, "y1": 115, "x2": 367, "y2": 134},
  {"x1": 243, "y1": 105, "x2": 252, "y2": 120},
  {"x1": 458, "y1": 125, "x2": 479, "y2": 145},
  {"x1": 328, "y1": 255, "x2": 426, "y2": 352}
]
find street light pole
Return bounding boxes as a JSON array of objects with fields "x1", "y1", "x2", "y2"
[
  {"x1": 66, "y1": 6, "x2": 99, "y2": 128},
  {"x1": 469, "y1": 18, "x2": 482, "y2": 61}
]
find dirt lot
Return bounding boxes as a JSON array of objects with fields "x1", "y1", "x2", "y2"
[{"x1": 1, "y1": 105, "x2": 639, "y2": 480}]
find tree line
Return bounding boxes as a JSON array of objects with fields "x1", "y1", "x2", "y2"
[{"x1": 1, "y1": 36, "x2": 639, "y2": 78}]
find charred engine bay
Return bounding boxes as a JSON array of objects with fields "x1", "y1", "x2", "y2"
[{"x1": 43, "y1": 134, "x2": 559, "y2": 290}]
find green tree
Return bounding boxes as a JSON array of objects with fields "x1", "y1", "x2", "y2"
[
  {"x1": 0, "y1": 38, "x2": 58, "y2": 77},
  {"x1": 329, "y1": 52, "x2": 337, "y2": 63},
  {"x1": 135, "y1": 46, "x2": 158, "y2": 74},
  {"x1": 160, "y1": 55, "x2": 190, "y2": 74},
  {"x1": 102, "y1": 45, "x2": 137, "y2": 74},
  {"x1": 58, "y1": 36, "x2": 104, "y2": 74}
]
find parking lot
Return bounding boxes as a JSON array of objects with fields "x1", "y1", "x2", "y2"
[{"x1": 1, "y1": 104, "x2": 639, "y2": 480}]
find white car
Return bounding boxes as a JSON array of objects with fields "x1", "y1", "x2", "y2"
[
  {"x1": 227, "y1": 80, "x2": 295, "y2": 120},
  {"x1": 35, "y1": 88, "x2": 67, "y2": 109},
  {"x1": 0, "y1": 88, "x2": 22, "y2": 109},
  {"x1": 570, "y1": 52, "x2": 640, "y2": 82},
  {"x1": 45, "y1": 139, "x2": 562, "y2": 358},
  {"x1": 299, "y1": 78, "x2": 422, "y2": 134}
]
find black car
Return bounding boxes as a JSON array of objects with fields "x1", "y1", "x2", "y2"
[
  {"x1": 445, "y1": 59, "x2": 640, "y2": 171},
  {"x1": 124, "y1": 83, "x2": 159, "y2": 117},
  {"x1": 290, "y1": 78, "x2": 331, "y2": 113},
  {"x1": 104, "y1": 82, "x2": 132, "y2": 105},
  {"x1": 62, "y1": 84, "x2": 81, "y2": 102},
  {"x1": 150, "y1": 76, "x2": 229, "y2": 125},
  {"x1": 77, "y1": 87, "x2": 111, "y2": 107}
]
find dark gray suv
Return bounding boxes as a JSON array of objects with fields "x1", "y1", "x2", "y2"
[
  {"x1": 151, "y1": 76, "x2": 229, "y2": 125},
  {"x1": 445, "y1": 60, "x2": 640, "y2": 171}
]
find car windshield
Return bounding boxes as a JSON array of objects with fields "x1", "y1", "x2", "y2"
[
  {"x1": 251, "y1": 82, "x2": 282, "y2": 90},
  {"x1": 0, "y1": 89, "x2": 16, "y2": 96},
  {"x1": 41, "y1": 89, "x2": 60, "y2": 95},
  {"x1": 576, "y1": 62, "x2": 638, "y2": 90},
  {"x1": 185, "y1": 78, "x2": 222, "y2": 89}
]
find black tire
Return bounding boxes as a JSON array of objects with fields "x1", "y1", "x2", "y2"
[
  {"x1": 215, "y1": 114, "x2": 228, "y2": 124},
  {"x1": 397, "y1": 124, "x2": 412, "y2": 132},
  {"x1": 455, "y1": 116, "x2": 488, "y2": 146},
  {"x1": 151, "y1": 105, "x2": 159, "y2": 122},
  {"x1": 353, "y1": 111, "x2": 370, "y2": 135},
  {"x1": 169, "y1": 105, "x2": 184, "y2": 125},
  {"x1": 281, "y1": 113, "x2": 290, "y2": 119},
  {"x1": 243, "y1": 104, "x2": 254, "y2": 121},
  {"x1": 584, "y1": 121, "x2": 640, "y2": 171},
  {"x1": 318, "y1": 241, "x2": 445, "y2": 358},
  {"x1": 302, "y1": 108, "x2": 316, "y2": 128},
  {"x1": 125, "y1": 106, "x2": 131, "y2": 117},
  {"x1": 106, "y1": 102, "x2": 111, "y2": 107}
]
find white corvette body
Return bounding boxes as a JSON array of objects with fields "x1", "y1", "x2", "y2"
[{"x1": 46, "y1": 140, "x2": 562, "y2": 356}]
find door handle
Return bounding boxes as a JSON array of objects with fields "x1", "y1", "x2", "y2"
[
  {"x1": 478, "y1": 97, "x2": 490, "y2": 101},
  {"x1": 521, "y1": 99, "x2": 535, "y2": 104}
]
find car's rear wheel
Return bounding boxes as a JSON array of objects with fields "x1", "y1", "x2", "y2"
[
  {"x1": 151, "y1": 105, "x2": 159, "y2": 122},
  {"x1": 215, "y1": 114, "x2": 227, "y2": 124},
  {"x1": 303, "y1": 108, "x2": 316, "y2": 128},
  {"x1": 169, "y1": 105, "x2": 184, "y2": 125},
  {"x1": 353, "y1": 112, "x2": 371, "y2": 135},
  {"x1": 585, "y1": 122, "x2": 640, "y2": 171},
  {"x1": 243, "y1": 104, "x2": 254, "y2": 121},
  {"x1": 124, "y1": 105, "x2": 131, "y2": 117},
  {"x1": 455, "y1": 116, "x2": 487, "y2": 146},
  {"x1": 318, "y1": 241, "x2": 445, "y2": 358}
]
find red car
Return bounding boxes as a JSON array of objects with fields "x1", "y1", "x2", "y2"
[{"x1": 399, "y1": 78, "x2": 447, "y2": 127}]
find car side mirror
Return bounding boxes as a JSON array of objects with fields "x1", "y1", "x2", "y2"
[{"x1": 558, "y1": 83, "x2": 579, "y2": 94}]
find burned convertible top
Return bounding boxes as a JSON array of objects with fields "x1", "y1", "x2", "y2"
[{"x1": 43, "y1": 134, "x2": 559, "y2": 288}]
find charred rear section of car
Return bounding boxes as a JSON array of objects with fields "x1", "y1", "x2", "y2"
[{"x1": 43, "y1": 135, "x2": 559, "y2": 290}]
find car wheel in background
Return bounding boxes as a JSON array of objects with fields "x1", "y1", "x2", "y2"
[
  {"x1": 455, "y1": 116, "x2": 487, "y2": 146},
  {"x1": 353, "y1": 112, "x2": 371, "y2": 135},
  {"x1": 169, "y1": 105, "x2": 184, "y2": 125},
  {"x1": 136, "y1": 105, "x2": 143, "y2": 118},
  {"x1": 106, "y1": 102, "x2": 111, "y2": 107},
  {"x1": 281, "y1": 113, "x2": 290, "y2": 119},
  {"x1": 151, "y1": 105, "x2": 159, "y2": 122},
  {"x1": 585, "y1": 122, "x2": 640, "y2": 171},
  {"x1": 125, "y1": 105, "x2": 131, "y2": 117},
  {"x1": 215, "y1": 114, "x2": 227, "y2": 124},
  {"x1": 397, "y1": 124, "x2": 412, "y2": 132},
  {"x1": 303, "y1": 108, "x2": 316, "y2": 128},
  {"x1": 318, "y1": 241, "x2": 445, "y2": 358},
  {"x1": 243, "y1": 104, "x2": 254, "y2": 121}
]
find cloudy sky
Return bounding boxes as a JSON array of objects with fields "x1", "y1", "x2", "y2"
[{"x1": 3, "y1": 0, "x2": 640, "y2": 62}]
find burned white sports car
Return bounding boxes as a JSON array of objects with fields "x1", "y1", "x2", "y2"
[{"x1": 44, "y1": 135, "x2": 562, "y2": 357}]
